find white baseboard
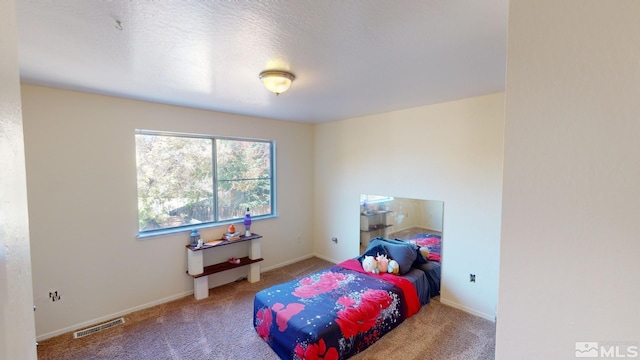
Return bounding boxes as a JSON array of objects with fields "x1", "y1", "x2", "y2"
[
  {"x1": 261, "y1": 254, "x2": 315, "y2": 272},
  {"x1": 310, "y1": 253, "x2": 339, "y2": 264},
  {"x1": 38, "y1": 254, "x2": 337, "y2": 341},
  {"x1": 439, "y1": 298, "x2": 495, "y2": 322},
  {"x1": 261, "y1": 253, "x2": 340, "y2": 272},
  {"x1": 36, "y1": 291, "x2": 193, "y2": 341}
]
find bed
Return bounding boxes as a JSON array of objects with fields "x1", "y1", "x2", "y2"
[
  {"x1": 399, "y1": 232, "x2": 442, "y2": 298},
  {"x1": 253, "y1": 237, "x2": 441, "y2": 359}
]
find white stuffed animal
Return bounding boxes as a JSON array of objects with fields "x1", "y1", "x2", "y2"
[
  {"x1": 362, "y1": 255, "x2": 379, "y2": 274},
  {"x1": 376, "y1": 253, "x2": 389, "y2": 273},
  {"x1": 387, "y1": 260, "x2": 400, "y2": 275}
]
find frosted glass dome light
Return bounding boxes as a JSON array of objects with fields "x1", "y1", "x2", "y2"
[{"x1": 259, "y1": 70, "x2": 295, "y2": 96}]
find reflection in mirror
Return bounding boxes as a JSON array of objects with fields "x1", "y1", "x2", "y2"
[
  {"x1": 360, "y1": 194, "x2": 444, "y2": 255},
  {"x1": 360, "y1": 194, "x2": 444, "y2": 300}
]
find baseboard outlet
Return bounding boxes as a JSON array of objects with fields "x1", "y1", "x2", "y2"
[
  {"x1": 439, "y1": 298, "x2": 495, "y2": 322},
  {"x1": 73, "y1": 317, "x2": 125, "y2": 338},
  {"x1": 36, "y1": 290, "x2": 193, "y2": 341}
]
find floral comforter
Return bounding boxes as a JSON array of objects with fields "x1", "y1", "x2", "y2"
[{"x1": 253, "y1": 259, "x2": 420, "y2": 360}]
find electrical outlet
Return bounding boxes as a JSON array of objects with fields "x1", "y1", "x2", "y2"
[
  {"x1": 331, "y1": 237, "x2": 338, "y2": 243},
  {"x1": 49, "y1": 291, "x2": 61, "y2": 302},
  {"x1": 470, "y1": 274, "x2": 476, "y2": 283}
]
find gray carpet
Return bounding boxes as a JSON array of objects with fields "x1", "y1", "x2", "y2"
[{"x1": 37, "y1": 257, "x2": 495, "y2": 359}]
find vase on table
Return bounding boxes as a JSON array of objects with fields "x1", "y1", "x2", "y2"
[{"x1": 244, "y1": 208, "x2": 252, "y2": 236}]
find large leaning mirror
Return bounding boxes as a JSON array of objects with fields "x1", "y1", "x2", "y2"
[
  {"x1": 359, "y1": 194, "x2": 445, "y2": 300},
  {"x1": 359, "y1": 194, "x2": 444, "y2": 256}
]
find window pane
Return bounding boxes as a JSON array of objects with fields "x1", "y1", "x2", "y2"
[
  {"x1": 136, "y1": 134, "x2": 213, "y2": 231},
  {"x1": 216, "y1": 139, "x2": 271, "y2": 180},
  {"x1": 216, "y1": 139, "x2": 272, "y2": 220},
  {"x1": 360, "y1": 194, "x2": 394, "y2": 204},
  {"x1": 217, "y1": 179, "x2": 272, "y2": 221}
]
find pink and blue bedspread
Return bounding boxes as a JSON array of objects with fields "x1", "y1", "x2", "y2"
[
  {"x1": 253, "y1": 259, "x2": 420, "y2": 360},
  {"x1": 405, "y1": 233, "x2": 442, "y2": 262}
]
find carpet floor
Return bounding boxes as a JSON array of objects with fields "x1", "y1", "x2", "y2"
[{"x1": 36, "y1": 257, "x2": 495, "y2": 360}]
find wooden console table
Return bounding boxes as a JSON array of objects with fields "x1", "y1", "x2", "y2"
[{"x1": 186, "y1": 233, "x2": 263, "y2": 300}]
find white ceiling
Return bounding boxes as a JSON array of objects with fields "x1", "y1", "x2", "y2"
[{"x1": 15, "y1": 1, "x2": 508, "y2": 123}]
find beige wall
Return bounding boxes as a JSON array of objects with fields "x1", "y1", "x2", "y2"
[
  {"x1": 0, "y1": 0, "x2": 37, "y2": 358},
  {"x1": 383, "y1": 197, "x2": 443, "y2": 233},
  {"x1": 419, "y1": 199, "x2": 444, "y2": 232},
  {"x1": 313, "y1": 93, "x2": 504, "y2": 319},
  {"x1": 21, "y1": 85, "x2": 315, "y2": 339},
  {"x1": 497, "y1": 1, "x2": 640, "y2": 358},
  {"x1": 386, "y1": 197, "x2": 422, "y2": 231}
]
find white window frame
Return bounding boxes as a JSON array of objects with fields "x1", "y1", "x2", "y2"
[{"x1": 135, "y1": 130, "x2": 276, "y2": 238}]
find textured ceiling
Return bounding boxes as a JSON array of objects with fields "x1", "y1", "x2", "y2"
[{"x1": 15, "y1": 1, "x2": 508, "y2": 123}]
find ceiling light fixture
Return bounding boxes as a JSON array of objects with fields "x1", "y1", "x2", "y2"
[{"x1": 259, "y1": 70, "x2": 295, "y2": 96}]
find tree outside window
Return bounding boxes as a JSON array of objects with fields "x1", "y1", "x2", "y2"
[{"x1": 135, "y1": 131, "x2": 274, "y2": 233}]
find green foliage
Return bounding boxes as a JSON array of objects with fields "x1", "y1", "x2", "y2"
[
  {"x1": 216, "y1": 139, "x2": 272, "y2": 220},
  {"x1": 136, "y1": 134, "x2": 272, "y2": 231}
]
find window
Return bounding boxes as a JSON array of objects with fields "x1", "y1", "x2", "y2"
[
  {"x1": 135, "y1": 130, "x2": 275, "y2": 234},
  {"x1": 360, "y1": 194, "x2": 394, "y2": 205}
]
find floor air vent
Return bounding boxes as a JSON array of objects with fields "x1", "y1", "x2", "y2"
[{"x1": 73, "y1": 317, "x2": 125, "y2": 338}]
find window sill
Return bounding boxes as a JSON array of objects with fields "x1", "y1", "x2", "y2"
[{"x1": 136, "y1": 214, "x2": 277, "y2": 240}]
